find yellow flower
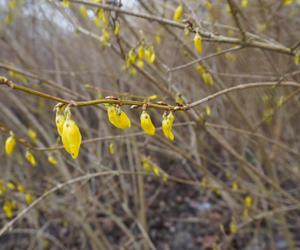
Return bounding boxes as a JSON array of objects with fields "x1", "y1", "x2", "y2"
[
  {"x1": 202, "y1": 72, "x2": 214, "y2": 85},
  {"x1": 48, "y1": 155, "x2": 58, "y2": 165},
  {"x1": 6, "y1": 182, "x2": 15, "y2": 190},
  {"x1": 5, "y1": 134, "x2": 16, "y2": 156},
  {"x1": 244, "y1": 195, "x2": 253, "y2": 208},
  {"x1": 136, "y1": 59, "x2": 144, "y2": 69},
  {"x1": 25, "y1": 193, "x2": 33, "y2": 205},
  {"x1": 107, "y1": 105, "x2": 131, "y2": 129},
  {"x1": 155, "y1": 34, "x2": 161, "y2": 45},
  {"x1": 8, "y1": 0, "x2": 17, "y2": 10},
  {"x1": 25, "y1": 151, "x2": 37, "y2": 167},
  {"x1": 27, "y1": 128, "x2": 37, "y2": 142},
  {"x1": 140, "y1": 111, "x2": 156, "y2": 136},
  {"x1": 109, "y1": 142, "x2": 116, "y2": 155},
  {"x1": 145, "y1": 46, "x2": 156, "y2": 64},
  {"x1": 142, "y1": 157, "x2": 152, "y2": 173},
  {"x1": 294, "y1": 51, "x2": 299, "y2": 65},
  {"x1": 55, "y1": 108, "x2": 66, "y2": 136},
  {"x1": 194, "y1": 33, "x2": 203, "y2": 54},
  {"x1": 17, "y1": 184, "x2": 26, "y2": 193},
  {"x1": 0, "y1": 181, "x2": 6, "y2": 196},
  {"x1": 283, "y1": 0, "x2": 293, "y2": 5},
  {"x1": 114, "y1": 21, "x2": 120, "y2": 35},
  {"x1": 153, "y1": 164, "x2": 160, "y2": 176},
  {"x1": 62, "y1": 118, "x2": 82, "y2": 159},
  {"x1": 229, "y1": 217, "x2": 238, "y2": 234},
  {"x1": 127, "y1": 49, "x2": 136, "y2": 67},
  {"x1": 101, "y1": 28, "x2": 110, "y2": 44},
  {"x1": 162, "y1": 112, "x2": 175, "y2": 141},
  {"x1": 241, "y1": 0, "x2": 249, "y2": 8},
  {"x1": 137, "y1": 46, "x2": 145, "y2": 60},
  {"x1": 173, "y1": 4, "x2": 183, "y2": 21},
  {"x1": 119, "y1": 111, "x2": 131, "y2": 129},
  {"x1": 62, "y1": 0, "x2": 70, "y2": 8},
  {"x1": 79, "y1": 5, "x2": 88, "y2": 18},
  {"x1": 3, "y1": 200, "x2": 16, "y2": 219}
]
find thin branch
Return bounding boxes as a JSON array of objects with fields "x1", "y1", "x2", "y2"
[
  {"x1": 63, "y1": 0, "x2": 295, "y2": 56},
  {"x1": 0, "y1": 76, "x2": 185, "y2": 111},
  {"x1": 227, "y1": 0, "x2": 247, "y2": 40},
  {"x1": 188, "y1": 81, "x2": 300, "y2": 109},
  {"x1": 168, "y1": 46, "x2": 243, "y2": 72}
]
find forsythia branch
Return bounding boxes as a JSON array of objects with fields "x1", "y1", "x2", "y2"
[{"x1": 1, "y1": 76, "x2": 300, "y2": 111}]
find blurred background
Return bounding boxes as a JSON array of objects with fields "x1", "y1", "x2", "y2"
[{"x1": 0, "y1": 0, "x2": 300, "y2": 249}]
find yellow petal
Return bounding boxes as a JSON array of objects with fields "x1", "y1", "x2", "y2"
[
  {"x1": 294, "y1": 51, "x2": 299, "y2": 65},
  {"x1": 137, "y1": 46, "x2": 145, "y2": 60},
  {"x1": 25, "y1": 151, "x2": 37, "y2": 167},
  {"x1": 5, "y1": 135, "x2": 16, "y2": 156},
  {"x1": 62, "y1": 119, "x2": 82, "y2": 159},
  {"x1": 48, "y1": 155, "x2": 58, "y2": 165},
  {"x1": 140, "y1": 111, "x2": 156, "y2": 136},
  {"x1": 107, "y1": 106, "x2": 131, "y2": 129},
  {"x1": 56, "y1": 113, "x2": 66, "y2": 136},
  {"x1": 79, "y1": 5, "x2": 88, "y2": 18},
  {"x1": 27, "y1": 128, "x2": 37, "y2": 142},
  {"x1": 136, "y1": 59, "x2": 144, "y2": 69},
  {"x1": 62, "y1": 0, "x2": 70, "y2": 8},
  {"x1": 114, "y1": 22, "x2": 120, "y2": 35},
  {"x1": 145, "y1": 47, "x2": 156, "y2": 64},
  {"x1": 162, "y1": 112, "x2": 175, "y2": 141},
  {"x1": 173, "y1": 4, "x2": 183, "y2": 21},
  {"x1": 109, "y1": 142, "x2": 116, "y2": 155},
  {"x1": 118, "y1": 111, "x2": 131, "y2": 129},
  {"x1": 25, "y1": 193, "x2": 33, "y2": 205},
  {"x1": 244, "y1": 195, "x2": 253, "y2": 208},
  {"x1": 194, "y1": 33, "x2": 203, "y2": 54}
]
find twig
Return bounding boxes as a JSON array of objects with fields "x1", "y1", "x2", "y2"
[
  {"x1": 62, "y1": 0, "x2": 295, "y2": 56},
  {"x1": 168, "y1": 46, "x2": 243, "y2": 72},
  {"x1": 188, "y1": 81, "x2": 300, "y2": 109},
  {"x1": 0, "y1": 76, "x2": 185, "y2": 111}
]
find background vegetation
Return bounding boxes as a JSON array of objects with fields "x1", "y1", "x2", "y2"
[{"x1": 0, "y1": 0, "x2": 300, "y2": 249}]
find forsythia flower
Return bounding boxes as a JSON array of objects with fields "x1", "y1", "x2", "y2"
[
  {"x1": 229, "y1": 217, "x2": 238, "y2": 234},
  {"x1": 25, "y1": 151, "x2": 37, "y2": 167},
  {"x1": 162, "y1": 112, "x2": 175, "y2": 141},
  {"x1": 55, "y1": 108, "x2": 66, "y2": 136},
  {"x1": 27, "y1": 128, "x2": 37, "y2": 142},
  {"x1": 136, "y1": 59, "x2": 144, "y2": 69},
  {"x1": 62, "y1": 0, "x2": 70, "y2": 8},
  {"x1": 3, "y1": 200, "x2": 16, "y2": 219},
  {"x1": 114, "y1": 22, "x2": 120, "y2": 35},
  {"x1": 155, "y1": 34, "x2": 161, "y2": 45},
  {"x1": 48, "y1": 155, "x2": 58, "y2": 165},
  {"x1": 5, "y1": 134, "x2": 16, "y2": 156},
  {"x1": 194, "y1": 33, "x2": 203, "y2": 54},
  {"x1": 25, "y1": 193, "x2": 33, "y2": 205},
  {"x1": 244, "y1": 195, "x2": 253, "y2": 208},
  {"x1": 107, "y1": 105, "x2": 131, "y2": 129},
  {"x1": 17, "y1": 184, "x2": 26, "y2": 193},
  {"x1": 173, "y1": 4, "x2": 183, "y2": 21},
  {"x1": 294, "y1": 51, "x2": 299, "y2": 65},
  {"x1": 109, "y1": 142, "x2": 116, "y2": 155},
  {"x1": 283, "y1": 0, "x2": 293, "y2": 5},
  {"x1": 145, "y1": 46, "x2": 156, "y2": 64},
  {"x1": 6, "y1": 182, "x2": 15, "y2": 190},
  {"x1": 62, "y1": 117, "x2": 82, "y2": 159},
  {"x1": 241, "y1": 0, "x2": 249, "y2": 8},
  {"x1": 140, "y1": 111, "x2": 156, "y2": 136},
  {"x1": 79, "y1": 5, "x2": 88, "y2": 18},
  {"x1": 127, "y1": 49, "x2": 136, "y2": 67},
  {"x1": 137, "y1": 46, "x2": 145, "y2": 60}
]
